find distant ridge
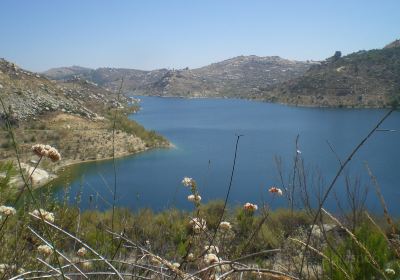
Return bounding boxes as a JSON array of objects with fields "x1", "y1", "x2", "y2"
[
  {"x1": 44, "y1": 55, "x2": 313, "y2": 98},
  {"x1": 43, "y1": 39, "x2": 400, "y2": 108},
  {"x1": 255, "y1": 40, "x2": 400, "y2": 107}
]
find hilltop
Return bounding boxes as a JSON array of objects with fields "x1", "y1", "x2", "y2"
[{"x1": 254, "y1": 40, "x2": 400, "y2": 107}]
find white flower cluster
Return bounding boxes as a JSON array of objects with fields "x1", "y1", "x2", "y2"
[
  {"x1": 172, "y1": 262, "x2": 180, "y2": 268},
  {"x1": 37, "y1": 245, "x2": 53, "y2": 256},
  {"x1": 0, "y1": 264, "x2": 24, "y2": 274},
  {"x1": 0, "y1": 205, "x2": 16, "y2": 216},
  {"x1": 385, "y1": 268, "x2": 395, "y2": 275},
  {"x1": 32, "y1": 144, "x2": 61, "y2": 162},
  {"x1": 187, "y1": 253, "x2": 195, "y2": 261},
  {"x1": 82, "y1": 261, "x2": 92, "y2": 270},
  {"x1": 268, "y1": 186, "x2": 283, "y2": 196},
  {"x1": 182, "y1": 177, "x2": 195, "y2": 187},
  {"x1": 187, "y1": 194, "x2": 201, "y2": 203},
  {"x1": 204, "y1": 253, "x2": 219, "y2": 265},
  {"x1": 243, "y1": 202, "x2": 258, "y2": 212},
  {"x1": 204, "y1": 245, "x2": 219, "y2": 254},
  {"x1": 219, "y1": 221, "x2": 232, "y2": 231},
  {"x1": 189, "y1": 217, "x2": 207, "y2": 233},
  {"x1": 77, "y1": 247, "x2": 87, "y2": 257},
  {"x1": 31, "y1": 209, "x2": 55, "y2": 223}
]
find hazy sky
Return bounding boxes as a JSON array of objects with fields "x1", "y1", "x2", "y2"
[{"x1": 0, "y1": 0, "x2": 399, "y2": 72}]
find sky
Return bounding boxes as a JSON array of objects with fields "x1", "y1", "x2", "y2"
[{"x1": 0, "y1": 0, "x2": 399, "y2": 72}]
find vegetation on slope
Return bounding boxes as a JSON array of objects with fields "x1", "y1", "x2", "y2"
[{"x1": 255, "y1": 41, "x2": 400, "y2": 108}]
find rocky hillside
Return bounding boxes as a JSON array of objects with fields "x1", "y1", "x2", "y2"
[
  {"x1": 0, "y1": 58, "x2": 168, "y2": 186},
  {"x1": 44, "y1": 66, "x2": 168, "y2": 92},
  {"x1": 254, "y1": 41, "x2": 400, "y2": 107},
  {"x1": 0, "y1": 58, "x2": 129, "y2": 121},
  {"x1": 44, "y1": 56, "x2": 313, "y2": 98},
  {"x1": 138, "y1": 56, "x2": 313, "y2": 98}
]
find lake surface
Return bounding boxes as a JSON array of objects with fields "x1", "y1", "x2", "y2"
[{"x1": 51, "y1": 97, "x2": 400, "y2": 214}]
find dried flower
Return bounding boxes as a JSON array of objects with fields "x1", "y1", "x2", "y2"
[
  {"x1": 0, "y1": 205, "x2": 16, "y2": 216},
  {"x1": 82, "y1": 261, "x2": 92, "y2": 270},
  {"x1": 187, "y1": 194, "x2": 201, "y2": 203},
  {"x1": 150, "y1": 256, "x2": 162, "y2": 265},
  {"x1": 77, "y1": 247, "x2": 87, "y2": 257},
  {"x1": 31, "y1": 144, "x2": 61, "y2": 162},
  {"x1": 17, "y1": 268, "x2": 25, "y2": 274},
  {"x1": 182, "y1": 177, "x2": 195, "y2": 187},
  {"x1": 31, "y1": 209, "x2": 55, "y2": 223},
  {"x1": 47, "y1": 147, "x2": 61, "y2": 162},
  {"x1": 243, "y1": 202, "x2": 258, "y2": 212},
  {"x1": 37, "y1": 245, "x2": 53, "y2": 256},
  {"x1": 204, "y1": 245, "x2": 219, "y2": 254},
  {"x1": 268, "y1": 187, "x2": 283, "y2": 196},
  {"x1": 32, "y1": 144, "x2": 48, "y2": 157},
  {"x1": 189, "y1": 217, "x2": 207, "y2": 233},
  {"x1": 385, "y1": 268, "x2": 395, "y2": 275},
  {"x1": 204, "y1": 253, "x2": 219, "y2": 265},
  {"x1": 187, "y1": 253, "x2": 195, "y2": 261},
  {"x1": 219, "y1": 221, "x2": 232, "y2": 231},
  {"x1": 0, "y1": 264, "x2": 8, "y2": 274}
]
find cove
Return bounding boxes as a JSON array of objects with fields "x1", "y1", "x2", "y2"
[{"x1": 50, "y1": 97, "x2": 400, "y2": 214}]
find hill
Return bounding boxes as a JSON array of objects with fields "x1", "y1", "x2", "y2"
[
  {"x1": 0, "y1": 58, "x2": 168, "y2": 187},
  {"x1": 44, "y1": 66, "x2": 168, "y2": 92},
  {"x1": 44, "y1": 56, "x2": 313, "y2": 97},
  {"x1": 254, "y1": 41, "x2": 400, "y2": 107},
  {"x1": 137, "y1": 56, "x2": 313, "y2": 98},
  {"x1": 43, "y1": 41, "x2": 400, "y2": 108}
]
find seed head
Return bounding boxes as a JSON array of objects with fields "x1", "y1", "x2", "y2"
[
  {"x1": 37, "y1": 245, "x2": 53, "y2": 256},
  {"x1": 77, "y1": 247, "x2": 87, "y2": 257},
  {"x1": 0, "y1": 205, "x2": 16, "y2": 216},
  {"x1": 219, "y1": 221, "x2": 232, "y2": 231}
]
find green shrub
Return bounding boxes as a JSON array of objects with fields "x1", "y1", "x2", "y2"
[{"x1": 323, "y1": 222, "x2": 397, "y2": 279}]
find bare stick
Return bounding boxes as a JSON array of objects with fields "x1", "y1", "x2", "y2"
[
  {"x1": 28, "y1": 226, "x2": 88, "y2": 279},
  {"x1": 209, "y1": 135, "x2": 242, "y2": 247},
  {"x1": 111, "y1": 78, "x2": 124, "y2": 235},
  {"x1": 36, "y1": 258, "x2": 71, "y2": 280},
  {"x1": 29, "y1": 213, "x2": 125, "y2": 280}
]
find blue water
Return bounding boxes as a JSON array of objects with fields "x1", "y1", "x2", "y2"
[{"x1": 52, "y1": 97, "x2": 400, "y2": 214}]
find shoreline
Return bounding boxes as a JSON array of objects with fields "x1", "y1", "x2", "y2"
[
  {"x1": 12, "y1": 142, "x2": 174, "y2": 191},
  {"x1": 57, "y1": 143, "x2": 172, "y2": 170},
  {"x1": 133, "y1": 93, "x2": 395, "y2": 110}
]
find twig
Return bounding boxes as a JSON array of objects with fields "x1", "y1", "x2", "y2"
[
  {"x1": 209, "y1": 134, "x2": 242, "y2": 248},
  {"x1": 36, "y1": 258, "x2": 71, "y2": 280},
  {"x1": 28, "y1": 226, "x2": 88, "y2": 279},
  {"x1": 29, "y1": 213, "x2": 125, "y2": 280},
  {"x1": 111, "y1": 78, "x2": 124, "y2": 234}
]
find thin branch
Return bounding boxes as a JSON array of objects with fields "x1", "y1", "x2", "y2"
[
  {"x1": 28, "y1": 226, "x2": 88, "y2": 279},
  {"x1": 29, "y1": 213, "x2": 125, "y2": 280}
]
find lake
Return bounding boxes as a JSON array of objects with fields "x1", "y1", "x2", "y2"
[{"x1": 51, "y1": 97, "x2": 400, "y2": 214}]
